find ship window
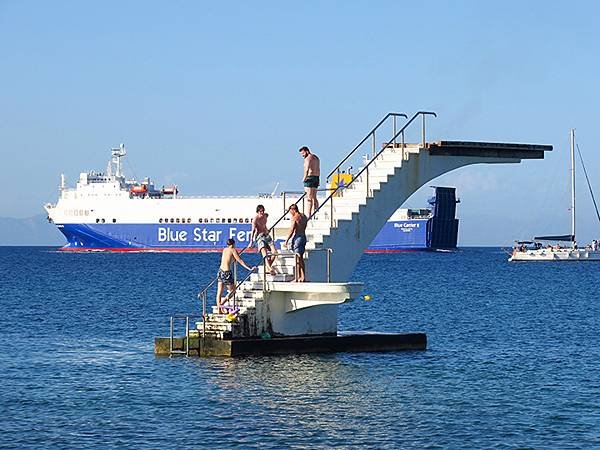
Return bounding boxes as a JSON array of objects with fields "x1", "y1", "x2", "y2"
[
  {"x1": 245, "y1": 218, "x2": 250, "y2": 223},
  {"x1": 164, "y1": 218, "x2": 168, "y2": 223},
  {"x1": 96, "y1": 218, "x2": 100, "y2": 223},
  {"x1": 227, "y1": 218, "x2": 232, "y2": 223},
  {"x1": 216, "y1": 218, "x2": 220, "y2": 223},
  {"x1": 222, "y1": 218, "x2": 226, "y2": 223},
  {"x1": 170, "y1": 218, "x2": 174, "y2": 223},
  {"x1": 175, "y1": 218, "x2": 180, "y2": 223},
  {"x1": 204, "y1": 218, "x2": 209, "y2": 223},
  {"x1": 112, "y1": 219, "x2": 116, "y2": 223},
  {"x1": 159, "y1": 218, "x2": 163, "y2": 223},
  {"x1": 186, "y1": 218, "x2": 191, "y2": 224},
  {"x1": 233, "y1": 218, "x2": 238, "y2": 223},
  {"x1": 210, "y1": 218, "x2": 214, "y2": 223},
  {"x1": 239, "y1": 218, "x2": 244, "y2": 223},
  {"x1": 101, "y1": 218, "x2": 105, "y2": 223},
  {"x1": 74, "y1": 210, "x2": 78, "y2": 216}
]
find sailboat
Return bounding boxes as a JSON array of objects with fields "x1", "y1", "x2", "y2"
[{"x1": 509, "y1": 129, "x2": 600, "y2": 261}]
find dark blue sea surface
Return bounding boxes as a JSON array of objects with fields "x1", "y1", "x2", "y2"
[{"x1": 1, "y1": 247, "x2": 599, "y2": 448}]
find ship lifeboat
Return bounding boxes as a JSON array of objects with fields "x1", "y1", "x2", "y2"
[
  {"x1": 161, "y1": 185, "x2": 178, "y2": 195},
  {"x1": 131, "y1": 185, "x2": 148, "y2": 194}
]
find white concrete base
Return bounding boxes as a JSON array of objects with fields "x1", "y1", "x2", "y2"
[{"x1": 262, "y1": 282, "x2": 363, "y2": 336}]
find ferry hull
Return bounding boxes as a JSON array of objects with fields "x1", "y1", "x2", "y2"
[{"x1": 56, "y1": 218, "x2": 458, "y2": 252}]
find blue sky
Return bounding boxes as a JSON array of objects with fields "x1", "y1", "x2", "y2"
[{"x1": 1, "y1": 1, "x2": 600, "y2": 245}]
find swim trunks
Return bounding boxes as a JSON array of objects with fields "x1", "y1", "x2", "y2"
[
  {"x1": 217, "y1": 269, "x2": 234, "y2": 284},
  {"x1": 303, "y1": 176, "x2": 319, "y2": 188},
  {"x1": 256, "y1": 233, "x2": 273, "y2": 251},
  {"x1": 292, "y1": 234, "x2": 307, "y2": 255}
]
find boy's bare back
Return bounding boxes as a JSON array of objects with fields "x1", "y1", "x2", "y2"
[
  {"x1": 292, "y1": 212, "x2": 308, "y2": 235},
  {"x1": 220, "y1": 247, "x2": 236, "y2": 271}
]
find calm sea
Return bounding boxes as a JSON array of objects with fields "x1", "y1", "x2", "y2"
[{"x1": 0, "y1": 247, "x2": 598, "y2": 449}]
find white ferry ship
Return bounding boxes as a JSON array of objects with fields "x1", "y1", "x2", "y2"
[{"x1": 44, "y1": 145, "x2": 459, "y2": 252}]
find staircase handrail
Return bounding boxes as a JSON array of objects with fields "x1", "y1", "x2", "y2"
[
  {"x1": 326, "y1": 112, "x2": 408, "y2": 182},
  {"x1": 311, "y1": 111, "x2": 437, "y2": 220}
]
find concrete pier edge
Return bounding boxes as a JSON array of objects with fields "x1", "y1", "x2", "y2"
[{"x1": 155, "y1": 332, "x2": 427, "y2": 357}]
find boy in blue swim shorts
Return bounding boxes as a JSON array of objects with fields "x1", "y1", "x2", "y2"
[
  {"x1": 284, "y1": 204, "x2": 308, "y2": 282},
  {"x1": 216, "y1": 238, "x2": 256, "y2": 313}
]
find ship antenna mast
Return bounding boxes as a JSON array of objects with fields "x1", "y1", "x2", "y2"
[{"x1": 110, "y1": 143, "x2": 127, "y2": 177}]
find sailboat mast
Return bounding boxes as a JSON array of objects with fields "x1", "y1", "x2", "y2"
[{"x1": 570, "y1": 129, "x2": 576, "y2": 247}]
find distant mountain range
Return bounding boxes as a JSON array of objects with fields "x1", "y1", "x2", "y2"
[{"x1": 0, "y1": 214, "x2": 64, "y2": 246}]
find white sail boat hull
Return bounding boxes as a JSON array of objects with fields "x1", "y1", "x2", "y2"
[{"x1": 509, "y1": 248, "x2": 600, "y2": 261}]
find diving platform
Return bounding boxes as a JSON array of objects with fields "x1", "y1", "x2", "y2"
[
  {"x1": 426, "y1": 141, "x2": 552, "y2": 159},
  {"x1": 156, "y1": 111, "x2": 552, "y2": 356}
]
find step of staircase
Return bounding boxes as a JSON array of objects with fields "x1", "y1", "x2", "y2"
[
  {"x1": 210, "y1": 303, "x2": 256, "y2": 314},
  {"x1": 371, "y1": 158, "x2": 403, "y2": 169},
  {"x1": 250, "y1": 272, "x2": 295, "y2": 282}
]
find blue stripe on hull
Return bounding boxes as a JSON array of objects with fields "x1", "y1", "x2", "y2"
[
  {"x1": 57, "y1": 223, "x2": 254, "y2": 249},
  {"x1": 56, "y1": 218, "x2": 453, "y2": 251}
]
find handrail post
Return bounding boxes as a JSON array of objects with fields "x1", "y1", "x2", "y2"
[
  {"x1": 169, "y1": 316, "x2": 174, "y2": 356},
  {"x1": 263, "y1": 256, "x2": 267, "y2": 296},
  {"x1": 422, "y1": 114, "x2": 426, "y2": 148},
  {"x1": 202, "y1": 291, "x2": 206, "y2": 337},
  {"x1": 185, "y1": 316, "x2": 189, "y2": 357},
  {"x1": 393, "y1": 116, "x2": 397, "y2": 147},
  {"x1": 372, "y1": 131, "x2": 376, "y2": 158},
  {"x1": 233, "y1": 261, "x2": 237, "y2": 286},
  {"x1": 326, "y1": 249, "x2": 331, "y2": 282},
  {"x1": 401, "y1": 130, "x2": 405, "y2": 160},
  {"x1": 330, "y1": 190, "x2": 334, "y2": 228},
  {"x1": 366, "y1": 166, "x2": 369, "y2": 197},
  {"x1": 283, "y1": 191, "x2": 286, "y2": 213}
]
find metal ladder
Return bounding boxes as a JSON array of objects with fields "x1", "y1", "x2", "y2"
[{"x1": 169, "y1": 315, "x2": 199, "y2": 357}]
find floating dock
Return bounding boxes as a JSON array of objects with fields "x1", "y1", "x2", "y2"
[{"x1": 155, "y1": 332, "x2": 427, "y2": 357}]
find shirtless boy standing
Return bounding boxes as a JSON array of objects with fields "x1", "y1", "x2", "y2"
[
  {"x1": 248, "y1": 204, "x2": 277, "y2": 274},
  {"x1": 284, "y1": 204, "x2": 308, "y2": 282},
  {"x1": 217, "y1": 238, "x2": 256, "y2": 313},
  {"x1": 299, "y1": 146, "x2": 320, "y2": 217}
]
